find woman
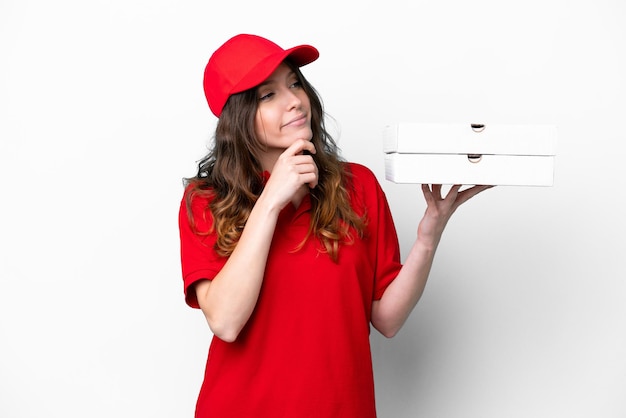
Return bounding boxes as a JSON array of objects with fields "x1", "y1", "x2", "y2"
[{"x1": 179, "y1": 33, "x2": 490, "y2": 417}]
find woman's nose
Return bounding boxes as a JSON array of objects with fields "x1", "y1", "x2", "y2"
[{"x1": 285, "y1": 89, "x2": 302, "y2": 110}]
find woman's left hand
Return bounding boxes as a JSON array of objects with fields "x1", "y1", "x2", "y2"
[{"x1": 417, "y1": 184, "x2": 493, "y2": 247}]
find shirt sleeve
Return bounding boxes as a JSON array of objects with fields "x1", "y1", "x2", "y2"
[
  {"x1": 178, "y1": 188, "x2": 227, "y2": 308},
  {"x1": 370, "y1": 173, "x2": 402, "y2": 300},
  {"x1": 348, "y1": 163, "x2": 403, "y2": 301}
]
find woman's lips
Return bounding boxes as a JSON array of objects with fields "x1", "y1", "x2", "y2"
[{"x1": 282, "y1": 114, "x2": 307, "y2": 128}]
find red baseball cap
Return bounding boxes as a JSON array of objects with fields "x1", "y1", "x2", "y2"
[{"x1": 203, "y1": 34, "x2": 319, "y2": 117}]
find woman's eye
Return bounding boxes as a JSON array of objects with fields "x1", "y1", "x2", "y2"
[
  {"x1": 258, "y1": 92, "x2": 274, "y2": 101},
  {"x1": 290, "y1": 81, "x2": 302, "y2": 89}
]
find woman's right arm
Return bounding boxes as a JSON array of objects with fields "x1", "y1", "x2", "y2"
[
  {"x1": 194, "y1": 194, "x2": 280, "y2": 343},
  {"x1": 194, "y1": 139, "x2": 317, "y2": 342}
]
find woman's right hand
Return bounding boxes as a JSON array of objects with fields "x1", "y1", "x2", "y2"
[{"x1": 262, "y1": 139, "x2": 318, "y2": 210}]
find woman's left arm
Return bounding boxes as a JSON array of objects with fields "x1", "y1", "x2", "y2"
[{"x1": 371, "y1": 184, "x2": 492, "y2": 338}]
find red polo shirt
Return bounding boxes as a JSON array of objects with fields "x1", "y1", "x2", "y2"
[{"x1": 179, "y1": 163, "x2": 402, "y2": 417}]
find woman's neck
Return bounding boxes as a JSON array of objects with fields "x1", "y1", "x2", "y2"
[{"x1": 258, "y1": 149, "x2": 282, "y2": 173}]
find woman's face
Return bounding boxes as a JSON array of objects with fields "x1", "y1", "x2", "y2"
[{"x1": 254, "y1": 62, "x2": 312, "y2": 152}]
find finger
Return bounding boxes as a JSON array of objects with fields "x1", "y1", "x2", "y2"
[
  {"x1": 311, "y1": 158, "x2": 319, "y2": 188},
  {"x1": 301, "y1": 140, "x2": 316, "y2": 155},
  {"x1": 307, "y1": 173, "x2": 318, "y2": 189},
  {"x1": 294, "y1": 161, "x2": 317, "y2": 187},
  {"x1": 305, "y1": 162, "x2": 319, "y2": 188},
  {"x1": 421, "y1": 184, "x2": 436, "y2": 206},
  {"x1": 455, "y1": 185, "x2": 493, "y2": 206},
  {"x1": 291, "y1": 154, "x2": 317, "y2": 166},
  {"x1": 443, "y1": 184, "x2": 462, "y2": 202},
  {"x1": 293, "y1": 161, "x2": 317, "y2": 175},
  {"x1": 285, "y1": 138, "x2": 316, "y2": 156},
  {"x1": 430, "y1": 184, "x2": 440, "y2": 200}
]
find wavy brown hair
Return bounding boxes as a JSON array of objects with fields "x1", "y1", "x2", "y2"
[{"x1": 184, "y1": 60, "x2": 365, "y2": 262}]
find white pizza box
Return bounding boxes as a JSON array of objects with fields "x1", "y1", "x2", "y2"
[{"x1": 383, "y1": 123, "x2": 557, "y2": 186}]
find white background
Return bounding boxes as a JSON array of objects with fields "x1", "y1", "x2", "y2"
[{"x1": 1, "y1": 0, "x2": 625, "y2": 417}]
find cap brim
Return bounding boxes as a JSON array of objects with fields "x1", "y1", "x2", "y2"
[{"x1": 284, "y1": 44, "x2": 319, "y2": 67}]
